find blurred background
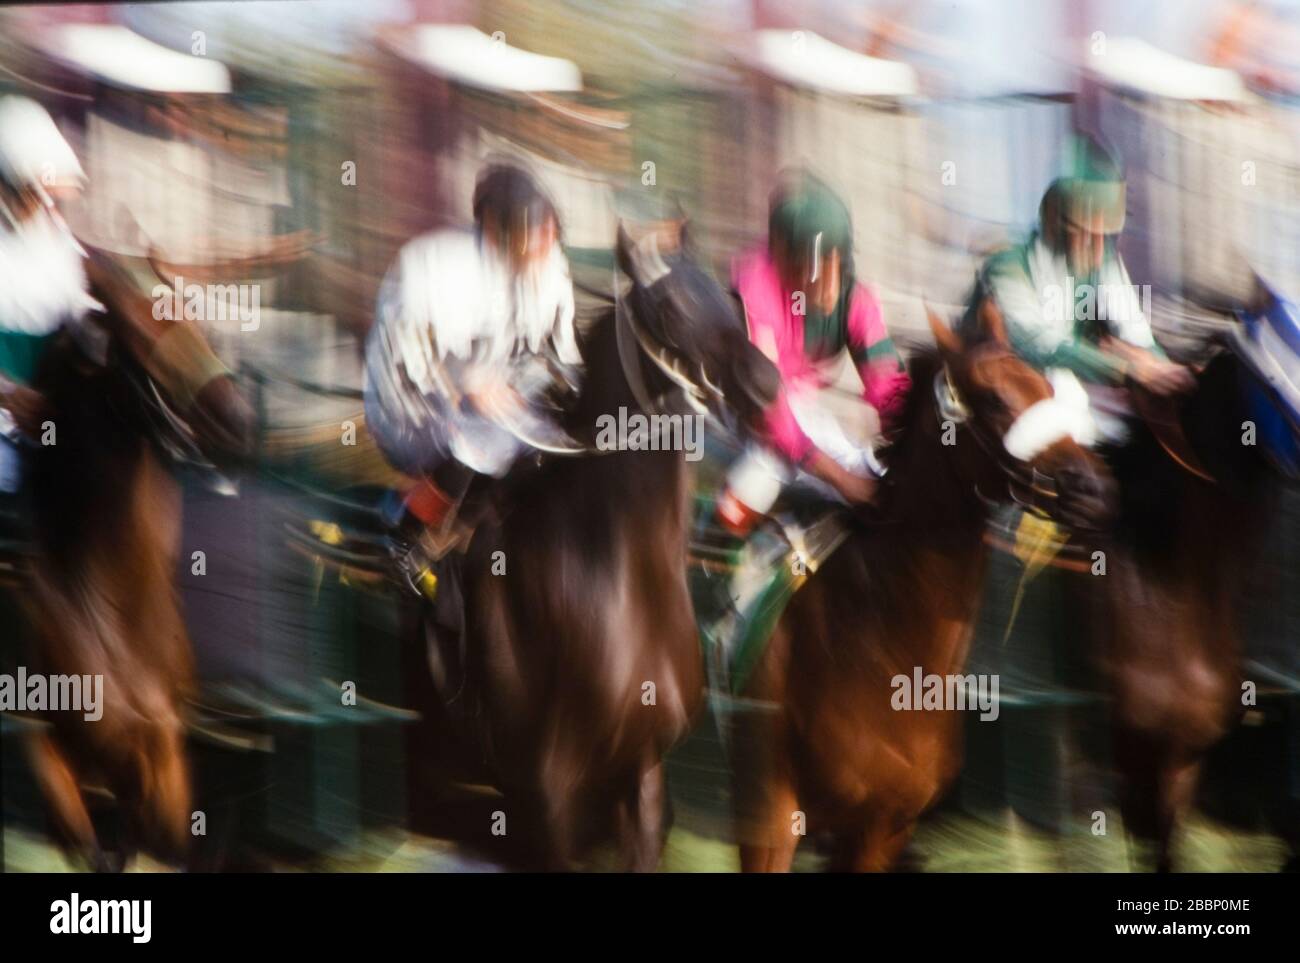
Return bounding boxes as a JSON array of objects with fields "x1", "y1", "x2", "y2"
[{"x1": 1, "y1": 0, "x2": 1300, "y2": 871}]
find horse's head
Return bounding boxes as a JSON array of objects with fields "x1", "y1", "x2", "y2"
[
  {"x1": 615, "y1": 221, "x2": 778, "y2": 432},
  {"x1": 927, "y1": 299, "x2": 1117, "y2": 532},
  {"x1": 84, "y1": 250, "x2": 257, "y2": 470}
]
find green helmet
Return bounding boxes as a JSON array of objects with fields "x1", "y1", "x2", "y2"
[
  {"x1": 768, "y1": 172, "x2": 854, "y2": 285},
  {"x1": 1042, "y1": 137, "x2": 1126, "y2": 236}
]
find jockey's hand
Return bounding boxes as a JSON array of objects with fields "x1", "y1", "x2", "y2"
[
  {"x1": 467, "y1": 378, "x2": 523, "y2": 419},
  {"x1": 1128, "y1": 353, "x2": 1196, "y2": 397},
  {"x1": 3, "y1": 385, "x2": 48, "y2": 438},
  {"x1": 834, "y1": 472, "x2": 878, "y2": 505},
  {"x1": 807, "y1": 450, "x2": 877, "y2": 505}
]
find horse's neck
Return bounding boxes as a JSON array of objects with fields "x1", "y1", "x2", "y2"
[
  {"x1": 1117, "y1": 355, "x2": 1270, "y2": 571},
  {"x1": 814, "y1": 417, "x2": 990, "y2": 679},
  {"x1": 816, "y1": 372, "x2": 992, "y2": 669},
  {"x1": 31, "y1": 346, "x2": 170, "y2": 579},
  {"x1": 878, "y1": 384, "x2": 988, "y2": 540},
  {"x1": 571, "y1": 309, "x2": 652, "y2": 426},
  {"x1": 538, "y1": 313, "x2": 689, "y2": 523}
]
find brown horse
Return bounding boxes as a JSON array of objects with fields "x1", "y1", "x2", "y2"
[
  {"x1": 1080, "y1": 330, "x2": 1292, "y2": 871},
  {"x1": 18, "y1": 251, "x2": 254, "y2": 870},
  {"x1": 732, "y1": 304, "x2": 1117, "y2": 871},
  {"x1": 410, "y1": 224, "x2": 775, "y2": 870}
]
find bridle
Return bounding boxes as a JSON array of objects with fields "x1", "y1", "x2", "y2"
[
  {"x1": 933, "y1": 353, "x2": 1074, "y2": 519},
  {"x1": 439, "y1": 267, "x2": 723, "y2": 463},
  {"x1": 612, "y1": 267, "x2": 729, "y2": 425}
]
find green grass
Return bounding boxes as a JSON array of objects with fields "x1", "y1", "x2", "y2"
[{"x1": 5, "y1": 809, "x2": 1289, "y2": 872}]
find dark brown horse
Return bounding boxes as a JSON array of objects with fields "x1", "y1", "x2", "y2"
[
  {"x1": 1080, "y1": 326, "x2": 1292, "y2": 871},
  {"x1": 412, "y1": 224, "x2": 775, "y2": 869},
  {"x1": 733, "y1": 304, "x2": 1116, "y2": 871},
  {"x1": 18, "y1": 251, "x2": 254, "y2": 870}
]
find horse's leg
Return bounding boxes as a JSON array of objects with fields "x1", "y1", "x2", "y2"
[
  {"x1": 732, "y1": 707, "x2": 802, "y2": 873},
  {"x1": 1152, "y1": 759, "x2": 1200, "y2": 873},
  {"x1": 618, "y1": 762, "x2": 667, "y2": 872},
  {"x1": 139, "y1": 720, "x2": 193, "y2": 862},
  {"x1": 1115, "y1": 735, "x2": 1197, "y2": 872},
  {"x1": 25, "y1": 730, "x2": 105, "y2": 870},
  {"x1": 832, "y1": 810, "x2": 916, "y2": 873},
  {"x1": 524, "y1": 776, "x2": 580, "y2": 872},
  {"x1": 107, "y1": 683, "x2": 191, "y2": 864},
  {"x1": 737, "y1": 772, "x2": 802, "y2": 873},
  {"x1": 1113, "y1": 733, "x2": 1160, "y2": 870},
  {"x1": 733, "y1": 715, "x2": 802, "y2": 871}
]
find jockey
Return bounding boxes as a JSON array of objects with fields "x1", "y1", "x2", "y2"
[
  {"x1": 714, "y1": 172, "x2": 912, "y2": 535},
  {"x1": 961, "y1": 138, "x2": 1194, "y2": 426},
  {"x1": 364, "y1": 163, "x2": 582, "y2": 574},
  {"x1": 0, "y1": 96, "x2": 93, "y2": 494}
]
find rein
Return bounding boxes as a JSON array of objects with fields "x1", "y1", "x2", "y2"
[
  {"x1": 423, "y1": 279, "x2": 717, "y2": 463},
  {"x1": 1132, "y1": 386, "x2": 1217, "y2": 484},
  {"x1": 612, "y1": 272, "x2": 720, "y2": 423},
  {"x1": 933, "y1": 363, "x2": 1062, "y2": 519}
]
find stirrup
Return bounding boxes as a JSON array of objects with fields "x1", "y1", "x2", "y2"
[
  {"x1": 395, "y1": 542, "x2": 439, "y2": 600},
  {"x1": 423, "y1": 521, "x2": 471, "y2": 559}
]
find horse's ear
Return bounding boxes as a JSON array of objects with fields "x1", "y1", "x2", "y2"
[
  {"x1": 925, "y1": 301, "x2": 963, "y2": 357},
  {"x1": 978, "y1": 296, "x2": 1010, "y2": 345},
  {"x1": 616, "y1": 222, "x2": 637, "y2": 281},
  {"x1": 616, "y1": 220, "x2": 674, "y2": 289},
  {"x1": 661, "y1": 216, "x2": 688, "y2": 252}
]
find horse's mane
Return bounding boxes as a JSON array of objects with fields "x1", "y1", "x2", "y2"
[
  {"x1": 487, "y1": 302, "x2": 683, "y2": 534},
  {"x1": 566, "y1": 306, "x2": 633, "y2": 431},
  {"x1": 859, "y1": 346, "x2": 978, "y2": 532}
]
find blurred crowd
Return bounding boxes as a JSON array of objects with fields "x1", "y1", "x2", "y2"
[{"x1": 0, "y1": 0, "x2": 1294, "y2": 382}]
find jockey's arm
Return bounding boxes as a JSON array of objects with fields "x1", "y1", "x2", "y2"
[
  {"x1": 984, "y1": 252, "x2": 1130, "y2": 384},
  {"x1": 1098, "y1": 253, "x2": 1170, "y2": 361},
  {"x1": 0, "y1": 234, "x2": 86, "y2": 339},
  {"x1": 1094, "y1": 254, "x2": 1192, "y2": 394},
  {"x1": 805, "y1": 448, "x2": 877, "y2": 504},
  {"x1": 0, "y1": 371, "x2": 45, "y2": 436},
  {"x1": 416, "y1": 326, "x2": 462, "y2": 408},
  {"x1": 375, "y1": 258, "x2": 470, "y2": 413},
  {"x1": 844, "y1": 285, "x2": 911, "y2": 435},
  {"x1": 762, "y1": 385, "x2": 876, "y2": 504},
  {"x1": 984, "y1": 251, "x2": 1186, "y2": 394}
]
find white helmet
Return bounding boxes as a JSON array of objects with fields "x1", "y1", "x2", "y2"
[{"x1": 0, "y1": 96, "x2": 84, "y2": 197}]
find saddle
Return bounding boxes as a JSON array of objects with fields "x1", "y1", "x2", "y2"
[{"x1": 689, "y1": 489, "x2": 850, "y2": 696}]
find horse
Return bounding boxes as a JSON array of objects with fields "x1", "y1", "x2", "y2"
[
  {"x1": 16, "y1": 249, "x2": 255, "y2": 870},
  {"x1": 1078, "y1": 308, "x2": 1300, "y2": 871},
  {"x1": 407, "y1": 223, "x2": 777, "y2": 870},
  {"x1": 731, "y1": 302, "x2": 1117, "y2": 872}
]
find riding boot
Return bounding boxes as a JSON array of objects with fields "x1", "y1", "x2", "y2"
[
  {"x1": 425, "y1": 460, "x2": 478, "y2": 553},
  {"x1": 689, "y1": 492, "x2": 753, "y2": 642},
  {"x1": 394, "y1": 461, "x2": 476, "y2": 600}
]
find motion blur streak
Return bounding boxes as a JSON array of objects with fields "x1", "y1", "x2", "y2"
[{"x1": 0, "y1": 0, "x2": 1297, "y2": 873}]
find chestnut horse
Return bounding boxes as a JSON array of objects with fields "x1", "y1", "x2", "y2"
[
  {"x1": 732, "y1": 305, "x2": 1116, "y2": 871},
  {"x1": 18, "y1": 251, "x2": 254, "y2": 870},
  {"x1": 412, "y1": 225, "x2": 775, "y2": 869}
]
